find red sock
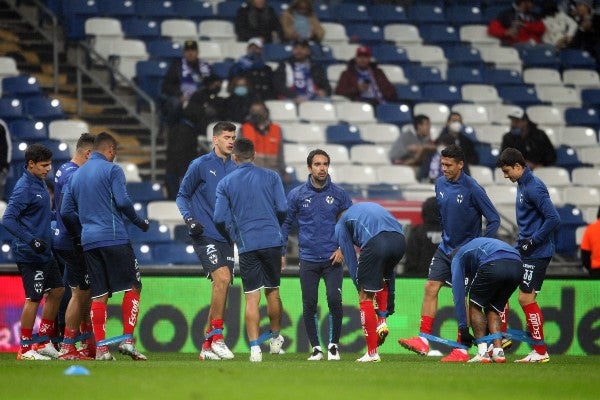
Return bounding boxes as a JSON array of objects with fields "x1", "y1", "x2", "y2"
[
  {"x1": 211, "y1": 319, "x2": 224, "y2": 341},
  {"x1": 62, "y1": 328, "x2": 78, "y2": 352},
  {"x1": 374, "y1": 284, "x2": 388, "y2": 321},
  {"x1": 419, "y1": 315, "x2": 434, "y2": 335},
  {"x1": 80, "y1": 322, "x2": 95, "y2": 353},
  {"x1": 202, "y1": 327, "x2": 212, "y2": 349},
  {"x1": 38, "y1": 318, "x2": 55, "y2": 344},
  {"x1": 90, "y1": 302, "x2": 107, "y2": 343},
  {"x1": 122, "y1": 291, "x2": 140, "y2": 335},
  {"x1": 501, "y1": 303, "x2": 510, "y2": 332},
  {"x1": 20, "y1": 327, "x2": 33, "y2": 352},
  {"x1": 522, "y1": 302, "x2": 546, "y2": 354},
  {"x1": 359, "y1": 300, "x2": 378, "y2": 355}
]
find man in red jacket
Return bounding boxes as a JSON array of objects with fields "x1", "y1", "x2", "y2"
[
  {"x1": 488, "y1": 0, "x2": 545, "y2": 45},
  {"x1": 334, "y1": 46, "x2": 396, "y2": 106}
]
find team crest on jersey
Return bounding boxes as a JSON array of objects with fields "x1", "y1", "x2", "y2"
[
  {"x1": 326, "y1": 196, "x2": 334, "y2": 204},
  {"x1": 456, "y1": 194, "x2": 463, "y2": 204}
]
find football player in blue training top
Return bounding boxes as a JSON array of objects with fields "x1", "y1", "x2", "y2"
[
  {"x1": 282, "y1": 149, "x2": 352, "y2": 361},
  {"x1": 214, "y1": 137, "x2": 288, "y2": 362},
  {"x1": 336, "y1": 202, "x2": 405, "y2": 363},
  {"x1": 176, "y1": 121, "x2": 237, "y2": 361},
  {"x1": 496, "y1": 147, "x2": 560, "y2": 363},
  {"x1": 399, "y1": 144, "x2": 500, "y2": 362},
  {"x1": 450, "y1": 237, "x2": 523, "y2": 363}
]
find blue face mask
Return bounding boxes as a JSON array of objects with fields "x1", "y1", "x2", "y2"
[
  {"x1": 234, "y1": 86, "x2": 248, "y2": 96},
  {"x1": 511, "y1": 127, "x2": 522, "y2": 136}
]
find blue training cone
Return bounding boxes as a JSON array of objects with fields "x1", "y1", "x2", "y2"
[{"x1": 64, "y1": 365, "x2": 90, "y2": 376}]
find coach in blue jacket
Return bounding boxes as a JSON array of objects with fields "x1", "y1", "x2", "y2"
[{"x1": 214, "y1": 137, "x2": 288, "y2": 362}]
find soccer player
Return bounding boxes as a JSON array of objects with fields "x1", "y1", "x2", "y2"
[
  {"x1": 281, "y1": 149, "x2": 352, "y2": 361},
  {"x1": 176, "y1": 121, "x2": 237, "y2": 361},
  {"x1": 2, "y1": 143, "x2": 65, "y2": 360},
  {"x1": 60, "y1": 132, "x2": 150, "y2": 361},
  {"x1": 450, "y1": 237, "x2": 524, "y2": 363},
  {"x1": 496, "y1": 147, "x2": 560, "y2": 362},
  {"x1": 214, "y1": 137, "x2": 288, "y2": 362},
  {"x1": 52, "y1": 133, "x2": 96, "y2": 360},
  {"x1": 336, "y1": 202, "x2": 405, "y2": 362},
  {"x1": 398, "y1": 144, "x2": 500, "y2": 362}
]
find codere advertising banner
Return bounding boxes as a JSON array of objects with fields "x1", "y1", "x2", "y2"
[{"x1": 1, "y1": 276, "x2": 599, "y2": 355}]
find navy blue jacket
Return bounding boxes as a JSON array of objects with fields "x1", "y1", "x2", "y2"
[
  {"x1": 214, "y1": 162, "x2": 288, "y2": 254},
  {"x1": 335, "y1": 202, "x2": 404, "y2": 282},
  {"x1": 282, "y1": 174, "x2": 352, "y2": 262},
  {"x1": 52, "y1": 161, "x2": 78, "y2": 250},
  {"x1": 176, "y1": 150, "x2": 237, "y2": 242},
  {"x1": 516, "y1": 167, "x2": 561, "y2": 258},
  {"x1": 451, "y1": 237, "x2": 522, "y2": 329},
  {"x1": 60, "y1": 152, "x2": 146, "y2": 251},
  {"x1": 435, "y1": 171, "x2": 500, "y2": 255},
  {"x1": 2, "y1": 168, "x2": 53, "y2": 263}
]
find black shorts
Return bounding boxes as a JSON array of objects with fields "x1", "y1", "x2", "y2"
[
  {"x1": 520, "y1": 257, "x2": 551, "y2": 293},
  {"x1": 469, "y1": 259, "x2": 523, "y2": 313},
  {"x1": 192, "y1": 236, "x2": 235, "y2": 279},
  {"x1": 428, "y1": 247, "x2": 452, "y2": 285},
  {"x1": 55, "y1": 248, "x2": 90, "y2": 290},
  {"x1": 238, "y1": 247, "x2": 282, "y2": 293},
  {"x1": 356, "y1": 231, "x2": 405, "y2": 292},
  {"x1": 84, "y1": 244, "x2": 141, "y2": 299},
  {"x1": 17, "y1": 259, "x2": 63, "y2": 301}
]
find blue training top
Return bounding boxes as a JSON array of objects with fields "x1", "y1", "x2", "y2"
[
  {"x1": 52, "y1": 161, "x2": 79, "y2": 250},
  {"x1": 281, "y1": 174, "x2": 352, "y2": 262}
]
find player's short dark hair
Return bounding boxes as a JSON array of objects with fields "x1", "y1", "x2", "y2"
[
  {"x1": 441, "y1": 144, "x2": 464, "y2": 162},
  {"x1": 413, "y1": 114, "x2": 430, "y2": 129},
  {"x1": 25, "y1": 143, "x2": 52, "y2": 163},
  {"x1": 307, "y1": 149, "x2": 330, "y2": 166},
  {"x1": 93, "y1": 131, "x2": 117, "y2": 151},
  {"x1": 213, "y1": 121, "x2": 237, "y2": 136},
  {"x1": 496, "y1": 147, "x2": 526, "y2": 168},
  {"x1": 233, "y1": 137, "x2": 255, "y2": 161},
  {"x1": 76, "y1": 132, "x2": 95, "y2": 150}
]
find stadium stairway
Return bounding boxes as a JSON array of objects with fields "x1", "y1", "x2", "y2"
[{"x1": 0, "y1": 0, "x2": 165, "y2": 181}]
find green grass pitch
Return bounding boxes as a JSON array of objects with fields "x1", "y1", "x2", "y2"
[{"x1": 1, "y1": 352, "x2": 598, "y2": 399}]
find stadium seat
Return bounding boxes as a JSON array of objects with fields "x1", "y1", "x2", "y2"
[
  {"x1": 116, "y1": 162, "x2": 142, "y2": 183},
  {"x1": 444, "y1": 46, "x2": 485, "y2": 68},
  {"x1": 419, "y1": 24, "x2": 461, "y2": 47},
  {"x1": 405, "y1": 45, "x2": 447, "y2": 76},
  {"x1": 265, "y1": 100, "x2": 297, "y2": 122},
  {"x1": 518, "y1": 46, "x2": 560, "y2": 69},
  {"x1": 562, "y1": 69, "x2": 600, "y2": 89},
  {"x1": 461, "y1": 84, "x2": 502, "y2": 105},
  {"x1": 394, "y1": 83, "x2": 423, "y2": 104},
  {"x1": 408, "y1": 4, "x2": 446, "y2": 25},
  {"x1": 526, "y1": 105, "x2": 565, "y2": 128},
  {"x1": 581, "y1": 89, "x2": 600, "y2": 108},
  {"x1": 578, "y1": 146, "x2": 600, "y2": 166},
  {"x1": 383, "y1": 24, "x2": 422, "y2": 48},
  {"x1": 479, "y1": 46, "x2": 522, "y2": 72},
  {"x1": 298, "y1": 101, "x2": 337, "y2": 123},
  {"x1": 482, "y1": 184, "x2": 517, "y2": 205},
  {"x1": 38, "y1": 139, "x2": 71, "y2": 161},
  {"x1": 146, "y1": 199, "x2": 182, "y2": 226},
  {"x1": 558, "y1": 48, "x2": 597, "y2": 70},
  {"x1": 85, "y1": 17, "x2": 124, "y2": 61},
  {"x1": 334, "y1": 102, "x2": 375, "y2": 124},
  {"x1": 198, "y1": 20, "x2": 236, "y2": 43},
  {"x1": 197, "y1": 42, "x2": 224, "y2": 63},
  {"x1": 146, "y1": 39, "x2": 183, "y2": 60},
  {"x1": 62, "y1": 0, "x2": 100, "y2": 41},
  {"x1": 174, "y1": 0, "x2": 215, "y2": 22},
  {"x1": 564, "y1": 107, "x2": 600, "y2": 130},
  {"x1": 321, "y1": 22, "x2": 349, "y2": 45},
  {"x1": 459, "y1": 24, "x2": 501, "y2": 50},
  {"x1": 334, "y1": 165, "x2": 377, "y2": 186},
  {"x1": 8, "y1": 120, "x2": 48, "y2": 142},
  {"x1": 153, "y1": 243, "x2": 197, "y2": 265},
  {"x1": 23, "y1": 97, "x2": 66, "y2": 124},
  {"x1": 375, "y1": 103, "x2": 413, "y2": 126},
  {"x1": 161, "y1": 19, "x2": 198, "y2": 42},
  {"x1": 368, "y1": 4, "x2": 408, "y2": 25},
  {"x1": 555, "y1": 145, "x2": 585, "y2": 172},
  {"x1": 128, "y1": 221, "x2": 171, "y2": 244},
  {"x1": 554, "y1": 204, "x2": 587, "y2": 257},
  {"x1": 358, "y1": 123, "x2": 400, "y2": 145},
  {"x1": 475, "y1": 124, "x2": 506, "y2": 146},
  {"x1": 127, "y1": 181, "x2": 166, "y2": 204},
  {"x1": 216, "y1": 1, "x2": 243, "y2": 20},
  {"x1": 378, "y1": 64, "x2": 408, "y2": 84},
  {"x1": 536, "y1": 86, "x2": 581, "y2": 109},
  {"x1": 405, "y1": 65, "x2": 444, "y2": 84},
  {"x1": 135, "y1": 60, "x2": 169, "y2": 104},
  {"x1": 446, "y1": 5, "x2": 484, "y2": 26},
  {"x1": 371, "y1": 45, "x2": 410, "y2": 66},
  {"x1": 334, "y1": 3, "x2": 371, "y2": 23},
  {"x1": 122, "y1": 19, "x2": 161, "y2": 41},
  {"x1": 108, "y1": 39, "x2": 149, "y2": 82},
  {"x1": 474, "y1": 143, "x2": 500, "y2": 169},
  {"x1": 571, "y1": 167, "x2": 600, "y2": 187},
  {"x1": 522, "y1": 68, "x2": 563, "y2": 87},
  {"x1": 422, "y1": 83, "x2": 463, "y2": 106},
  {"x1": 315, "y1": 144, "x2": 350, "y2": 165},
  {"x1": 284, "y1": 143, "x2": 312, "y2": 165},
  {"x1": 344, "y1": 24, "x2": 384, "y2": 46},
  {"x1": 413, "y1": 102, "x2": 450, "y2": 125},
  {"x1": 560, "y1": 126, "x2": 598, "y2": 148},
  {"x1": 350, "y1": 144, "x2": 389, "y2": 165},
  {"x1": 0, "y1": 56, "x2": 19, "y2": 80},
  {"x1": 452, "y1": 103, "x2": 490, "y2": 126},
  {"x1": 98, "y1": 0, "x2": 136, "y2": 19},
  {"x1": 467, "y1": 165, "x2": 494, "y2": 186},
  {"x1": 135, "y1": 0, "x2": 177, "y2": 20},
  {"x1": 315, "y1": 3, "x2": 334, "y2": 22},
  {"x1": 263, "y1": 43, "x2": 293, "y2": 62},
  {"x1": 487, "y1": 104, "x2": 524, "y2": 125},
  {"x1": 132, "y1": 244, "x2": 155, "y2": 264},
  {"x1": 533, "y1": 166, "x2": 571, "y2": 188},
  {"x1": 484, "y1": 69, "x2": 524, "y2": 87},
  {"x1": 446, "y1": 66, "x2": 484, "y2": 85},
  {"x1": 497, "y1": 85, "x2": 542, "y2": 108},
  {"x1": 325, "y1": 124, "x2": 366, "y2": 147},
  {"x1": 280, "y1": 123, "x2": 325, "y2": 145},
  {"x1": 48, "y1": 119, "x2": 89, "y2": 147},
  {"x1": 1, "y1": 75, "x2": 43, "y2": 99},
  {"x1": 330, "y1": 43, "x2": 360, "y2": 62}
]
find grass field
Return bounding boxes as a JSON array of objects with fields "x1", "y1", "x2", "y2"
[{"x1": 0, "y1": 351, "x2": 598, "y2": 400}]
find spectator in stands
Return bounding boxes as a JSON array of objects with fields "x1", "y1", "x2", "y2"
[
  {"x1": 165, "y1": 75, "x2": 225, "y2": 199},
  {"x1": 280, "y1": 0, "x2": 325, "y2": 43},
  {"x1": 229, "y1": 37, "x2": 275, "y2": 100},
  {"x1": 273, "y1": 39, "x2": 331, "y2": 103},
  {"x1": 0, "y1": 119, "x2": 10, "y2": 201},
  {"x1": 435, "y1": 112, "x2": 479, "y2": 168},
  {"x1": 403, "y1": 197, "x2": 441, "y2": 278},
  {"x1": 488, "y1": 0, "x2": 546, "y2": 46},
  {"x1": 240, "y1": 101, "x2": 285, "y2": 177},
  {"x1": 235, "y1": 0, "x2": 284, "y2": 43},
  {"x1": 500, "y1": 109, "x2": 556, "y2": 169},
  {"x1": 568, "y1": 0, "x2": 600, "y2": 69},
  {"x1": 540, "y1": 0, "x2": 578, "y2": 49},
  {"x1": 581, "y1": 205, "x2": 600, "y2": 278},
  {"x1": 160, "y1": 40, "x2": 212, "y2": 128},
  {"x1": 388, "y1": 114, "x2": 436, "y2": 180},
  {"x1": 225, "y1": 75, "x2": 255, "y2": 123},
  {"x1": 334, "y1": 46, "x2": 397, "y2": 107}
]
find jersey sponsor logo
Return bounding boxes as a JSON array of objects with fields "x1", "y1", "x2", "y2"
[
  {"x1": 456, "y1": 194, "x2": 463, "y2": 204},
  {"x1": 326, "y1": 195, "x2": 334, "y2": 205}
]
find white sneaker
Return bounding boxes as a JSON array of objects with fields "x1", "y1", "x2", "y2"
[
  {"x1": 34, "y1": 342, "x2": 60, "y2": 359},
  {"x1": 492, "y1": 349, "x2": 506, "y2": 363},
  {"x1": 269, "y1": 335, "x2": 284, "y2": 354},
  {"x1": 250, "y1": 348, "x2": 262, "y2": 362},
  {"x1": 468, "y1": 353, "x2": 492, "y2": 363},
  {"x1": 355, "y1": 352, "x2": 381, "y2": 362},
  {"x1": 327, "y1": 344, "x2": 340, "y2": 361},
  {"x1": 307, "y1": 346, "x2": 324, "y2": 361},
  {"x1": 199, "y1": 348, "x2": 221, "y2": 361},
  {"x1": 515, "y1": 350, "x2": 549, "y2": 363},
  {"x1": 17, "y1": 349, "x2": 51, "y2": 360},
  {"x1": 211, "y1": 339, "x2": 234, "y2": 360}
]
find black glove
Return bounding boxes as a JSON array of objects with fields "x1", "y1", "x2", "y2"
[
  {"x1": 29, "y1": 238, "x2": 47, "y2": 254},
  {"x1": 138, "y1": 219, "x2": 150, "y2": 232},
  {"x1": 518, "y1": 238, "x2": 535, "y2": 257},
  {"x1": 459, "y1": 326, "x2": 475, "y2": 348},
  {"x1": 185, "y1": 217, "x2": 204, "y2": 237}
]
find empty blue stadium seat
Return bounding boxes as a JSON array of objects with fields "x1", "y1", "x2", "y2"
[
  {"x1": 263, "y1": 43, "x2": 293, "y2": 62},
  {"x1": 153, "y1": 243, "x2": 198, "y2": 265},
  {"x1": 518, "y1": 45, "x2": 560, "y2": 69},
  {"x1": 484, "y1": 69, "x2": 525, "y2": 86},
  {"x1": 474, "y1": 143, "x2": 499, "y2": 168},
  {"x1": 98, "y1": 0, "x2": 136, "y2": 19},
  {"x1": 368, "y1": 4, "x2": 408, "y2": 25},
  {"x1": 367, "y1": 184, "x2": 403, "y2": 200},
  {"x1": 446, "y1": 66, "x2": 485, "y2": 85},
  {"x1": 554, "y1": 204, "x2": 587, "y2": 257},
  {"x1": 216, "y1": 1, "x2": 244, "y2": 20},
  {"x1": 1, "y1": 75, "x2": 43, "y2": 98},
  {"x1": 135, "y1": 60, "x2": 169, "y2": 107},
  {"x1": 147, "y1": 39, "x2": 183, "y2": 60},
  {"x1": 405, "y1": 65, "x2": 444, "y2": 84},
  {"x1": 37, "y1": 139, "x2": 71, "y2": 161},
  {"x1": 559, "y1": 48, "x2": 597, "y2": 70},
  {"x1": 325, "y1": 124, "x2": 367, "y2": 147},
  {"x1": 62, "y1": 0, "x2": 99, "y2": 41},
  {"x1": 135, "y1": 0, "x2": 177, "y2": 20},
  {"x1": 444, "y1": 46, "x2": 484, "y2": 67},
  {"x1": 8, "y1": 120, "x2": 48, "y2": 142},
  {"x1": 564, "y1": 107, "x2": 600, "y2": 130},
  {"x1": 122, "y1": 18, "x2": 161, "y2": 40},
  {"x1": 422, "y1": 83, "x2": 464, "y2": 106},
  {"x1": 375, "y1": 103, "x2": 413, "y2": 126},
  {"x1": 419, "y1": 24, "x2": 461, "y2": 46},
  {"x1": 334, "y1": 3, "x2": 371, "y2": 23},
  {"x1": 555, "y1": 145, "x2": 585, "y2": 172},
  {"x1": 23, "y1": 98, "x2": 66, "y2": 124},
  {"x1": 408, "y1": 4, "x2": 446, "y2": 25},
  {"x1": 497, "y1": 85, "x2": 542, "y2": 108},
  {"x1": 174, "y1": 0, "x2": 215, "y2": 21},
  {"x1": 394, "y1": 83, "x2": 423, "y2": 104},
  {"x1": 446, "y1": 5, "x2": 484, "y2": 26},
  {"x1": 0, "y1": 98, "x2": 25, "y2": 123},
  {"x1": 581, "y1": 89, "x2": 600, "y2": 108},
  {"x1": 128, "y1": 221, "x2": 171, "y2": 244},
  {"x1": 127, "y1": 181, "x2": 167, "y2": 203},
  {"x1": 315, "y1": 3, "x2": 335, "y2": 22},
  {"x1": 370, "y1": 44, "x2": 409, "y2": 65},
  {"x1": 344, "y1": 24, "x2": 384, "y2": 45},
  {"x1": 132, "y1": 244, "x2": 155, "y2": 264}
]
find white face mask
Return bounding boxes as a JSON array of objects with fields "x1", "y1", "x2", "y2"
[{"x1": 449, "y1": 121, "x2": 462, "y2": 133}]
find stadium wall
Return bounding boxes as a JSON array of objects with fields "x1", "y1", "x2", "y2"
[{"x1": 0, "y1": 276, "x2": 599, "y2": 355}]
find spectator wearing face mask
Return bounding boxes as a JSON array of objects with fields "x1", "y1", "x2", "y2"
[
  {"x1": 435, "y1": 112, "x2": 479, "y2": 167},
  {"x1": 225, "y1": 76, "x2": 256, "y2": 123},
  {"x1": 229, "y1": 37, "x2": 275, "y2": 100},
  {"x1": 500, "y1": 108, "x2": 556, "y2": 170}
]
